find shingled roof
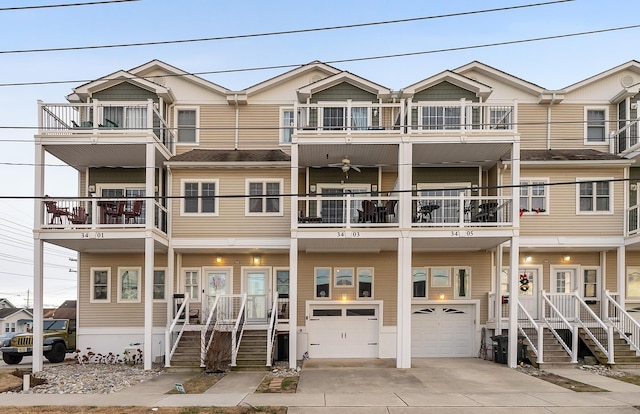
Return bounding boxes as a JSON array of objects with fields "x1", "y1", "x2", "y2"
[
  {"x1": 168, "y1": 149, "x2": 291, "y2": 163},
  {"x1": 505, "y1": 149, "x2": 628, "y2": 162}
]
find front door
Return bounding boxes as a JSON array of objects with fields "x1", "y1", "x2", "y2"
[
  {"x1": 243, "y1": 268, "x2": 271, "y2": 321},
  {"x1": 518, "y1": 268, "x2": 539, "y2": 318},
  {"x1": 203, "y1": 267, "x2": 231, "y2": 319}
]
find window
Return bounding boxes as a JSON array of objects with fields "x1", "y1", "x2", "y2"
[
  {"x1": 334, "y1": 267, "x2": 354, "y2": 287},
  {"x1": 90, "y1": 267, "x2": 110, "y2": 302},
  {"x1": 520, "y1": 179, "x2": 548, "y2": 213},
  {"x1": 357, "y1": 268, "x2": 373, "y2": 298},
  {"x1": 117, "y1": 267, "x2": 141, "y2": 302},
  {"x1": 627, "y1": 267, "x2": 640, "y2": 299},
  {"x1": 585, "y1": 108, "x2": 607, "y2": 143},
  {"x1": 582, "y1": 267, "x2": 600, "y2": 300},
  {"x1": 412, "y1": 268, "x2": 427, "y2": 298},
  {"x1": 314, "y1": 267, "x2": 331, "y2": 299},
  {"x1": 551, "y1": 267, "x2": 577, "y2": 293},
  {"x1": 246, "y1": 180, "x2": 283, "y2": 215},
  {"x1": 182, "y1": 180, "x2": 218, "y2": 215},
  {"x1": 577, "y1": 179, "x2": 612, "y2": 213},
  {"x1": 153, "y1": 269, "x2": 166, "y2": 301},
  {"x1": 454, "y1": 267, "x2": 471, "y2": 299},
  {"x1": 281, "y1": 109, "x2": 294, "y2": 144},
  {"x1": 421, "y1": 106, "x2": 461, "y2": 130},
  {"x1": 177, "y1": 108, "x2": 198, "y2": 143},
  {"x1": 184, "y1": 269, "x2": 200, "y2": 301},
  {"x1": 490, "y1": 107, "x2": 512, "y2": 129},
  {"x1": 322, "y1": 107, "x2": 344, "y2": 130},
  {"x1": 431, "y1": 267, "x2": 451, "y2": 287},
  {"x1": 275, "y1": 269, "x2": 290, "y2": 298}
]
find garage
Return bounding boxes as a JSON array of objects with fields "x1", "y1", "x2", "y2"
[
  {"x1": 307, "y1": 304, "x2": 379, "y2": 358},
  {"x1": 411, "y1": 304, "x2": 475, "y2": 357}
]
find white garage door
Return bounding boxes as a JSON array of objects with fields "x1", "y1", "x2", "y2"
[
  {"x1": 411, "y1": 304, "x2": 475, "y2": 357},
  {"x1": 307, "y1": 305, "x2": 379, "y2": 358}
]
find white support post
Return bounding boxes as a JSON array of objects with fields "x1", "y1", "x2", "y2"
[
  {"x1": 396, "y1": 236, "x2": 412, "y2": 368},
  {"x1": 495, "y1": 245, "x2": 503, "y2": 334},
  {"x1": 143, "y1": 142, "x2": 155, "y2": 370},
  {"x1": 618, "y1": 246, "x2": 626, "y2": 310},
  {"x1": 507, "y1": 141, "x2": 521, "y2": 368},
  {"x1": 32, "y1": 142, "x2": 45, "y2": 373},
  {"x1": 288, "y1": 237, "x2": 298, "y2": 370},
  {"x1": 600, "y1": 251, "x2": 607, "y2": 319}
]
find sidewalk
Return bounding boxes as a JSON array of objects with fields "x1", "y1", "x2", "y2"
[{"x1": 1, "y1": 359, "x2": 640, "y2": 412}]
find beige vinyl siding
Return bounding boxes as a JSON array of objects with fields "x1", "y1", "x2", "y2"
[
  {"x1": 413, "y1": 81, "x2": 479, "y2": 102},
  {"x1": 298, "y1": 253, "x2": 398, "y2": 327},
  {"x1": 79, "y1": 253, "x2": 168, "y2": 328},
  {"x1": 238, "y1": 104, "x2": 280, "y2": 147},
  {"x1": 171, "y1": 168, "x2": 291, "y2": 238},
  {"x1": 93, "y1": 82, "x2": 158, "y2": 103},
  {"x1": 505, "y1": 166, "x2": 625, "y2": 236},
  {"x1": 517, "y1": 104, "x2": 548, "y2": 149},
  {"x1": 89, "y1": 168, "x2": 145, "y2": 186},
  {"x1": 381, "y1": 171, "x2": 398, "y2": 194},
  {"x1": 170, "y1": 105, "x2": 236, "y2": 153},
  {"x1": 605, "y1": 250, "x2": 619, "y2": 292},
  {"x1": 413, "y1": 251, "x2": 491, "y2": 324},
  {"x1": 413, "y1": 167, "x2": 480, "y2": 187},
  {"x1": 549, "y1": 104, "x2": 617, "y2": 149}
]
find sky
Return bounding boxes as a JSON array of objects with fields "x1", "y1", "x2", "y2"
[{"x1": 0, "y1": 0, "x2": 638, "y2": 307}]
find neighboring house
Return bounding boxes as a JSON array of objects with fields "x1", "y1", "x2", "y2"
[
  {"x1": 31, "y1": 59, "x2": 640, "y2": 372},
  {"x1": 0, "y1": 308, "x2": 33, "y2": 334},
  {"x1": 0, "y1": 298, "x2": 16, "y2": 310},
  {"x1": 51, "y1": 300, "x2": 77, "y2": 320}
]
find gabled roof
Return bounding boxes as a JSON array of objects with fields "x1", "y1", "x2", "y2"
[
  {"x1": 402, "y1": 70, "x2": 493, "y2": 100},
  {"x1": 564, "y1": 60, "x2": 640, "y2": 93},
  {"x1": 129, "y1": 59, "x2": 230, "y2": 96},
  {"x1": 52, "y1": 300, "x2": 76, "y2": 320},
  {"x1": 0, "y1": 298, "x2": 15, "y2": 309},
  {"x1": 240, "y1": 61, "x2": 342, "y2": 98},
  {"x1": 0, "y1": 307, "x2": 32, "y2": 320},
  {"x1": 167, "y1": 149, "x2": 291, "y2": 166},
  {"x1": 453, "y1": 61, "x2": 549, "y2": 98},
  {"x1": 296, "y1": 71, "x2": 393, "y2": 101},
  {"x1": 67, "y1": 68, "x2": 174, "y2": 103}
]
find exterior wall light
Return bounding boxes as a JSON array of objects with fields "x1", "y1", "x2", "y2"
[
  {"x1": 215, "y1": 256, "x2": 223, "y2": 264},
  {"x1": 252, "y1": 256, "x2": 261, "y2": 265},
  {"x1": 524, "y1": 256, "x2": 532, "y2": 263},
  {"x1": 439, "y1": 293, "x2": 445, "y2": 300},
  {"x1": 341, "y1": 293, "x2": 347, "y2": 301}
]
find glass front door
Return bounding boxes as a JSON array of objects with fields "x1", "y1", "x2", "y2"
[
  {"x1": 244, "y1": 269, "x2": 271, "y2": 321},
  {"x1": 204, "y1": 268, "x2": 230, "y2": 319}
]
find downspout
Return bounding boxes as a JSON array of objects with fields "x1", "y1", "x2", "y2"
[
  {"x1": 234, "y1": 94, "x2": 239, "y2": 150},
  {"x1": 546, "y1": 92, "x2": 556, "y2": 150}
]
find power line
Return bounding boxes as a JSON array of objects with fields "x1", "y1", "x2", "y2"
[
  {"x1": 0, "y1": 1, "x2": 573, "y2": 55},
  {"x1": 0, "y1": 0, "x2": 139, "y2": 11}
]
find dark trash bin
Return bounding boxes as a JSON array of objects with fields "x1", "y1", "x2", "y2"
[{"x1": 491, "y1": 335, "x2": 508, "y2": 364}]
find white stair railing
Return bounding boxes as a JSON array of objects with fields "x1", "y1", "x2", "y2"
[
  {"x1": 541, "y1": 291, "x2": 578, "y2": 363},
  {"x1": 604, "y1": 290, "x2": 640, "y2": 354},
  {"x1": 573, "y1": 293, "x2": 614, "y2": 364},
  {"x1": 230, "y1": 293, "x2": 248, "y2": 367},
  {"x1": 200, "y1": 296, "x2": 221, "y2": 367},
  {"x1": 517, "y1": 301, "x2": 543, "y2": 364},
  {"x1": 164, "y1": 293, "x2": 189, "y2": 367},
  {"x1": 266, "y1": 292, "x2": 279, "y2": 367}
]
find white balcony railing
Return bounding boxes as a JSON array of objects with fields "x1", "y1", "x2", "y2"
[
  {"x1": 407, "y1": 99, "x2": 517, "y2": 133},
  {"x1": 41, "y1": 197, "x2": 167, "y2": 234},
  {"x1": 298, "y1": 195, "x2": 399, "y2": 227},
  {"x1": 412, "y1": 195, "x2": 512, "y2": 227},
  {"x1": 293, "y1": 101, "x2": 402, "y2": 133},
  {"x1": 38, "y1": 100, "x2": 175, "y2": 152},
  {"x1": 611, "y1": 102, "x2": 640, "y2": 154}
]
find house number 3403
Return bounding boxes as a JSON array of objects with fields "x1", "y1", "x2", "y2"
[{"x1": 337, "y1": 231, "x2": 360, "y2": 238}]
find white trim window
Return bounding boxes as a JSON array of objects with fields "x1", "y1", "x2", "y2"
[
  {"x1": 412, "y1": 267, "x2": 427, "y2": 298},
  {"x1": 181, "y1": 179, "x2": 218, "y2": 215},
  {"x1": 454, "y1": 267, "x2": 471, "y2": 299},
  {"x1": 551, "y1": 266, "x2": 578, "y2": 294},
  {"x1": 153, "y1": 268, "x2": 166, "y2": 301},
  {"x1": 576, "y1": 178, "x2": 613, "y2": 214},
  {"x1": 520, "y1": 178, "x2": 548, "y2": 214},
  {"x1": 246, "y1": 179, "x2": 283, "y2": 215},
  {"x1": 183, "y1": 268, "x2": 200, "y2": 301},
  {"x1": 584, "y1": 107, "x2": 608, "y2": 144},
  {"x1": 314, "y1": 267, "x2": 331, "y2": 299},
  {"x1": 117, "y1": 267, "x2": 141, "y2": 303},
  {"x1": 281, "y1": 108, "x2": 295, "y2": 144},
  {"x1": 627, "y1": 267, "x2": 640, "y2": 299},
  {"x1": 357, "y1": 267, "x2": 374, "y2": 299},
  {"x1": 176, "y1": 107, "x2": 199, "y2": 144},
  {"x1": 90, "y1": 267, "x2": 111, "y2": 303},
  {"x1": 582, "y1": 266, "x2": 600, "y2": 301}
]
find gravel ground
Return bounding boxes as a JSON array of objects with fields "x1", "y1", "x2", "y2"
[{"x1": 3, "y1": 363, "x2": 163, "y2": 394}]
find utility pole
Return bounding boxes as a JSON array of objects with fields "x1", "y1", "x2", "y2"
[{"x1": 26, "y1": 289, "x2": 29, "y2": 309}]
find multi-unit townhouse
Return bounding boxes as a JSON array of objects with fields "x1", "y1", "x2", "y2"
[{"x1": 31, "y1": 59, "x2": 640, "y2": 372}]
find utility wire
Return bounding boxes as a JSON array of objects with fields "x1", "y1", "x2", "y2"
[
  {"x1": 0, "y1": 0, "x2": 138, "y2": 11},
  {"x1": 0, "y1": 1, "x2": 573, "y2": 55}
]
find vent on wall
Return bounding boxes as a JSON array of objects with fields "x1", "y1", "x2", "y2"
[{"x1": 621, "y1": 75, "x2": 635, "y2": 88}]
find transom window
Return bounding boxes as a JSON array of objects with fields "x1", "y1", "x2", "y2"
[
  {"x1": 585, "y1": 108, "x2": 607, "y2": 143},
  {"x1": 177, "y1": 108, "x2": 198, "y2": 143},
  {"x1": 520, "y1": 179, "x2": 548, "y2": 213},
  {"x1": 90, "y1": 267, "x2": 110, "y2": 302},
  {"x1": 246, "y1": 180, "x2": 283, "y2": 215},
  {"x1": 577, "y1": 179, "x2": 612, "y2": 213},
  {"x1": 182, "y1": 180, "x2": 218, "y2": 215}
]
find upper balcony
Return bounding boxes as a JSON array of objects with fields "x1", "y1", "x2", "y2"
[
  {"x1": 612, "y1": 116, "x2": 640, "y2": 159},
  {"x1": 37, "y1": 100, "x2": 175, "y2": 169}
]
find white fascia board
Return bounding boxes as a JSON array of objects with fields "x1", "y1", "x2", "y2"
[
  {"x1": 164, "y1": 161, "x2": 291, "y2": 169},
  {"x1": 171, "y1": 238, "x2": 291, "y2": 250},
  {"x1": 503, "y1": 160, "x2": 634, "y2": 168},
  {"x1": 514, "y1": 236, "x2": 624, "y2": 248}
]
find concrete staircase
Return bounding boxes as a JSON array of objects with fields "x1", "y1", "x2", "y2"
[
  {"x1": 525, "y1": 330, "x2": 573, "y2": 368},
  {"x1": 167, "y1": 330, "x2": 203, "y2": 373},
  {"x1": 233, "y1": 329, "x2": 271, "y2": 371},
  {"x1": 580, "y1": 329, "x2": 640, "y2": 368}
]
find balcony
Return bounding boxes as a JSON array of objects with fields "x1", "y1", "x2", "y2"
[
  {"x1": 407, "y1": 100, "x2": 517, "y2": 134},
  {"x1": 612, "y1": 117, "x2": 640, "y2": 156},
  {"x1": 296, "y1": 194, "x2": 513, "y2": 229},
  {"x1": 38, "y1": 100, "x2": 175, "y2": 153},
  {"x1": 41, "y1": 197, "x2": 167, "y2": 234}
]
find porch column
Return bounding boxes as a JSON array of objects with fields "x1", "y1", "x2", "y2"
[
  {"x1": 495, "y1": 244, "x2": 504, "y2": 334},
  {"x1": 397, "y1": 236, "x2": 412, "y2": 368},
  {"x1": 143, "y1": 142, "x2": 155, "y2": 370},
  {"x1": 166, "y1": 246, "x2": 175, "y2": 326},
  {"x1": 32, "y1": 142, "x2": 45, "y2": 373},
  {"x1": 288, "y1": 237, "x2": 298, "y2": 369},
  {"x1": 507, "y1": 140, "x2": 521, "y2": 368},
  {"x1": 618, "y1": 246, "x2": 626, "y2": 309},
  {"x1": 600, "y1": 251, "x2": 607, "y2": 318}
]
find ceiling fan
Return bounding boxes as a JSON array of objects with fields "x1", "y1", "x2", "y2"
[{"x1": 329, "y1": 156, "x2": 361, "y2": 174}]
